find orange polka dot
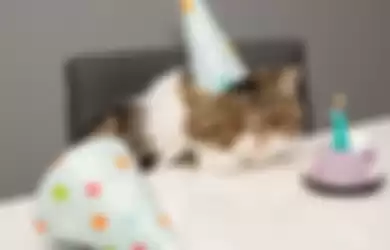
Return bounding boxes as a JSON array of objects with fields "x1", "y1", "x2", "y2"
[
  {"x1": 115, "y1": 155, "x2": 131, "y2": 169},
  {"x1": 180, "y1": 0, "x2": 194, "y2": 14},
  {"x1": 90, "y1": 214, "x2": 109, "y2": 232},
  {"x1": 33, "y1": 220, "x2": 47, "y2": 234},
  {"x1": 158, "y1": 214, "x2": 172, "y2": 228}
]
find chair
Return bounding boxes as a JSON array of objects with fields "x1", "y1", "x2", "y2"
[{"x1": 64, "y1": 40, "x2": 313, "y2": 145}]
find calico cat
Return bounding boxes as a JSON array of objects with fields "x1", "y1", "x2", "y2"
[{"x1": 107, "y1": 65, "x2": 303, "y2": 174}]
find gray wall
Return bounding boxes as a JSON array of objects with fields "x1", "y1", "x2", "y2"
[{"x1": 0, "y1": 0, "x2": 388, "y2": 198}]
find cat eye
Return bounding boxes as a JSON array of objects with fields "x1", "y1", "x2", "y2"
[{"x1": 232, "y1": 78, "x2": 259, "y2": 93}]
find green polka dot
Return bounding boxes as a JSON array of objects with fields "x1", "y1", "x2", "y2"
[
  {"x1": 102, "y1": 245, "x2": 116, "y2": 250},
  {"x1": 51, "y1": 183, "x2": 69, "y2": 202}
]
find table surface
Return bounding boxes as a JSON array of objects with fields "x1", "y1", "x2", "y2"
[{"x1": 2, "y1": 117, "x2": 390, "y2": 250}]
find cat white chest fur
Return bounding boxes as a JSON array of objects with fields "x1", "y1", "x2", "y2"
[{"x1": 137, "y1": 68, "x2": 189, "y2": 163}]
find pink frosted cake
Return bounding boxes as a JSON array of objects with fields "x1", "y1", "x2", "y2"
[
  {"x1": 303, "y1": 132, "x2": 385, "y2": 196},
  {"x1": 309, "y1": 146, "x2": 376, "y2": 186}
]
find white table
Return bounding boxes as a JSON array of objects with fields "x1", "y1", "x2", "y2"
[{"x1": 2, "y1": 117, "x2": 390, "y2": 250}]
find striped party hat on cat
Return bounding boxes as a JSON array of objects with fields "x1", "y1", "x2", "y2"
[{"x1": 180, "y1": 0, "x2": 249, "y2": 94}]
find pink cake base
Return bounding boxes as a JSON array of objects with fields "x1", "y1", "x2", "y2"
[{"x1": 309, "y1": 146, "x2": 377, "y2": 185}]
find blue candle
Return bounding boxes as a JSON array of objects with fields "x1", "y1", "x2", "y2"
[{"x1": 330, "y1": 94, "x2": 350, "y2": 152}]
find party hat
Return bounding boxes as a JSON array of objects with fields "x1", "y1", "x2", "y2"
[
  {"x1": 180, "y1": 0, "x2": 249, "y2": 94},
  {"x1": 35, "y1": 136, "x2": 180, "y2": 250}
]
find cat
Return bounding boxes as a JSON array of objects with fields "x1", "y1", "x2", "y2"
[{"x1": 109, "y1": 65, "x2": 303, "y2": 174}]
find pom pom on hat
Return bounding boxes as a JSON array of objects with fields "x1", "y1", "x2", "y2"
[{"x1": 180, "y1": 0, "x2": 249, "y2": 94}]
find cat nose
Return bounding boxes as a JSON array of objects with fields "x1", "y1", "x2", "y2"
[{"x1": 138, "y1": 153, "x2": 159, "y2": 172}]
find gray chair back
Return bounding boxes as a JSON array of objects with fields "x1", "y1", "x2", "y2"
[{"x1": 64, "y1": 40, "x2": 312, "y2": 144}]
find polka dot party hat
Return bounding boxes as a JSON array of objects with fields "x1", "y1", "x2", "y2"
[
  {"x1": 180, "y1": 0, "x2": 249, "y2": 94},
  {"x1": 34, "y1": 135, "x2": 181, "y2": 250}
]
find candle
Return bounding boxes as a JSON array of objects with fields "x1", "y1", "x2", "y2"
[{"x1": 330, "y1": 94, "x2": 350, "y2": 152}]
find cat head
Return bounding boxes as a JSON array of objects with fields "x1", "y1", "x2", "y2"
[
  {"x1": 241, "y1": 66, "x2": 303, "y2": 137},
  {"x1": 182, "y1": 65, "x2": 303, "y2": 162}
]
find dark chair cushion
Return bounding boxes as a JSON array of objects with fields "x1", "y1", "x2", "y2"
[{"x1": 64, "y1": 40, "x2": 313, "y2": 144}]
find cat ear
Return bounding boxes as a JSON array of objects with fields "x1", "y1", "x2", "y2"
[{"x1": 278, "y1": 66, "x2": 301, "y2": 96}]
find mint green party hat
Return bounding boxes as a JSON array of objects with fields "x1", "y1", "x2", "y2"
[{"x1": 180, "y1": 0, "x2": 249, "y2": 94}]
